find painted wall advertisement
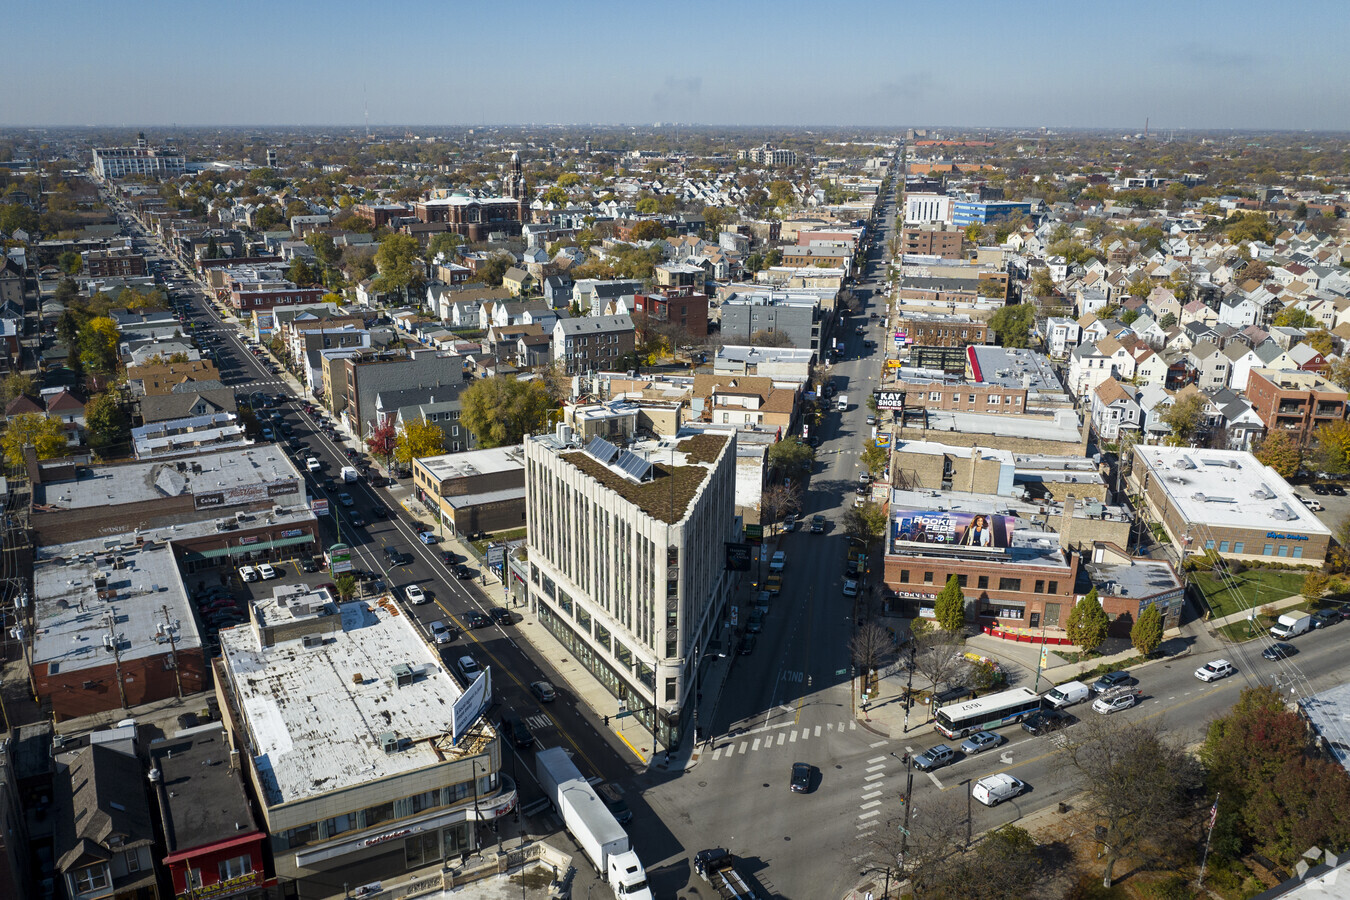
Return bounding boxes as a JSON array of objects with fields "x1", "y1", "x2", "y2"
[{"x1": 891, "y1": 509, "x2": 1013, "y2": 550}]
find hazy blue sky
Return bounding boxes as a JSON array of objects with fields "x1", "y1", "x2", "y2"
[{"x1": 6, "y1": 0, "x2": 1349, "y2": 130}]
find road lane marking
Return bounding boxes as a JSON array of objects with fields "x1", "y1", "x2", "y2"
[
  {"x1": 861, "y1": 790, "x2": 883, "y2": 800},
  {"x1": 869, "y1": 740, "x2": 888, "y2": 748},
  {"x1": 866, "y1": 764, "x2": 886, "y2": 773},
  {"x1": 927, "y1": 772, "x2": 945, "y2": 789},
  {"x1": 790, "y1": 731, "x2": 797, "y2": 743},
  {"x1": 752, "y1": 738, "x2": 760, "y2": 751},
  {"x1": 858, "y1": 810, "x2": 880, "y2": 820},
  {"x1": 864, "y1": 773, "x2": 886, "y2": 782},
  {"x1": 815, "y1": 726, "x2": 822, "y2": 737},
  {"x1": 867, "y1": 756, "x2": 887, "y2": 764},
  {"x1": 860, "y1": 800, "x2": 882, "y2": 810},
  {"x1": 777, "y1": 733, "x2": 785, "y2": 746}
]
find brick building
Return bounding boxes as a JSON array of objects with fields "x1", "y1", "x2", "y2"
[
  {"x1": 352, "y1": 203, "x2": 410, "y2": 228},
  {"x1": 895, "y1": 312, "x2": 990, "y2": 348},
  {"x1": 633, "y1": 286, "x2": 709, "y2": 338},
  {"x1": 412, "y1": 446, "x2": 526, "y2": 537},
  {"x1": 83, "y1": 248, "x2": 146, "y2": 277},
  {"x1": 874, "y1": 376, "x2": 1028, "y2": 415},
  {"x1": 1244, "y1": 368, "x2": 1348, "y2": 447},
  {"x1": 883, "y1": 507, "x2": 1079, "y2": 629},
  {"x1": 900, "y1": 225, "x2": 964, "y2": 259},
  {"x1": 1130, "y1": 445, "x2": 1331, "y2": 564},
  {"x1": 228, "y1": 282, "x2": 326, "y2": 313}
]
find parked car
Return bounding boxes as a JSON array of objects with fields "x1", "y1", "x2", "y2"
[
  {"x1": 256, "y1": 563, "x2": 278, "y2": 580},
  {"x1": 300, "y1": 557, "x2": 320, "y2": 573},
  {"x1": 1195, "y1": 659, "x2": 1236, "y2": 682},
  {"x1": 790, "y1": 762, "x2": 813, "y2": 793},
  {"x1": 454, "y1": 564, "x2": 475, "y2": 580},
  {"x1": 737, "y1": 634, "x2": 757, "y2": 655},
  {"x1": 782, "y1": 515, "x2": 796, "y2": 533},
  {"x1": 238, "y1": 565, "x2": 259, "y2": 583},
  {"x1": 842, "y1": 579, "x2": 859, "y2": 597},
  {"x1": 913, "y1": 744, "x2": 956, "y2": 771},
  {"x1": 440, "y1": 550, "x2": 457, "y2": 565},
  {"x1": 1312, "y1": 607, "x2": 1348, "y2": 628},
  {"x1": 811, "y1": 514, "x2": 826, "y2": 533},
  {"x1": 419, "y1": 531, "x2": 437, "y2": 544},
  {"x1": 489, "y1": 607, "x2": 512, "y2": 626},
  {"x1": 959, "y1": 731, "x2": 1003, "y2": 755},
  {"x1": 769, "y1": 552, "x2": 786, "y2": 572},
  {"x1": 530, "y1": 680, "x2": 557, "y2": 703}
]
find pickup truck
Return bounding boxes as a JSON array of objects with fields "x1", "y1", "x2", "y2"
[{"x1": 694, "y1": 848, "x2": 759, "y2": 899}]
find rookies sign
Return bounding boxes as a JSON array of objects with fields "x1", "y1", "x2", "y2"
[{"x1": 891, "y1": 509, "x2": 1012, "y2": 549}]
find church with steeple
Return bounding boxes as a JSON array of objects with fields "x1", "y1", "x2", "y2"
[{"x1": 411, "y1": 151, "x2": 531, "y2": 241}]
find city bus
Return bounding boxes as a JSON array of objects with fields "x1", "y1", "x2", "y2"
[{"x1": 934, "y1": 687, "x2": 1043, "y2": 739}]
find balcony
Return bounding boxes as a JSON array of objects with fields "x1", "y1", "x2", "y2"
[
  {"x1": 1314, "y1": 405, "x2": 1344, "y2": 418},
  {"x1": 1276, "y1": 404, "x2": 1307, "y2": 415}
]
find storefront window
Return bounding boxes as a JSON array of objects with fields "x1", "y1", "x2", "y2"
[
  {"x1": 405, "y1": 831, "x2": 440, "y2": 868},
  {"x1": 614, "y1": 641, "x2": 633, "y2": 671}
]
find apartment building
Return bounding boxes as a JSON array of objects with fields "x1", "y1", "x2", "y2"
[
  {"x1": 1244, "y1": 368, "x2": 1348, "y2": 447},
  {"x1": 323, "y1": 349, "x2": 465, "y2": 439},
  {"x1": 552, "y1": 315, "x2": 636, "y2": 375},
  {"x1": 525, "y1": 430, "x2": 737, "y2": 747},
  {"x1": 83, "y1": 248, "x2": 146, "y2": 277},
  {"x1": 900, "y1": 225, "x2": 964, "y2": 259},
  {"x1": 92, "y1": 134, "x2": 186, "y2": 179},
  {"x1": 895, "y1": 313, "x2": 990, "y2": 348}
]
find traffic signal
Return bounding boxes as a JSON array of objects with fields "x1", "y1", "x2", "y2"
[{"x1": 604, "y1": 715, "x2": 610, "y2": 726}]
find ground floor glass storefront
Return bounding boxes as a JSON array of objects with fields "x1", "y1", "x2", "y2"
[{"x1": 536, "y1": 596, "x2": 679, "y2": 748}]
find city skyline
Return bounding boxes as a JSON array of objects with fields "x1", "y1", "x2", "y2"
[{"x1": 6, "y1": 0, "x2": 1350, "y2": 131}]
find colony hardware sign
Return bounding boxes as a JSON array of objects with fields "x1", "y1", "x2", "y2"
[
  {"x1": 194, "y1": 479, "x2": 299, "y2": 511},
  {"x1": 873, "y1": 390, "x2": 907, "y2": 410}
]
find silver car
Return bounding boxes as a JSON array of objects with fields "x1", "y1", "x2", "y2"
[{"x1": 960, "y1": 731, "x2": 1003, "y2": 755}]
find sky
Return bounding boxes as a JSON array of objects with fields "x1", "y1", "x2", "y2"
[{"x1": 5, "y1": 0, "x2": 1350, "y2": 131}]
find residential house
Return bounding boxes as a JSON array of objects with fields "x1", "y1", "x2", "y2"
[
  {"x1": 1204, "y1": 387, "x2": 1266, "y2": 451},
  {"x1": 1045, "y1": 317, "x2": 1081, "y2": 358},
  {"x1": 552, "y1": 315, "x2": 636, "y2": 375},
  {"x1": 53, "y1": 741, "x2": 160, "y2": 900},
  {"x1": 543, "y1": 275, "x2": 574, "y2": 309},
  {"x1": 139, "y1": 386, "x2": 237, "y2": 424},
  {"x1": 1224, "y1": 341, "x2": 1283, "y2": 392},
  {"x1": 1286, "y1": 342, "x2": 1328, "y2": 373},
  {"x1": 1147, "y1": 287, "x2": 1183, "y2": 324},
  {"x1": 1131, "y1": 347, "x2": 1169, "y2": 386},
  {"x1": 1129, "y1": 314, "x2": 1167, "y2": 349},
  {"x1": 692, "y1": 374, "x2": 800, "y2": 432},
  {"x1": 1217, "y1": 294, "x2": 1261, "y2": 329},
  {"x1": 502, "y1": 266, "x2": 533, "y2": 297},
  {"x1": 1078, "y1": 313, "x2": 1109, "y2": 345},
  {"x1": 1187, "y1": 341, "x2": 1231, "y2": 390},
  {"x1": 1091, "y1": 377, "x2": 1143, "y2": 441},
  {"x1": 1180, "y1": 299, "x2": 1218, "y2": 327}
]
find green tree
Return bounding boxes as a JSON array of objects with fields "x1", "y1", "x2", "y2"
[
  {"x1": 767, "y1": 436, "x2": 814, "y2": 477},
  {"x1": 373, "y1": 232, "x2": 425, "y2": 301},
  {"x1": 988, "y1": 304, "x2": 1034, "y2": 349},
  {"x1": 933, "y1": 575, "x2": 966, "y2": 633},
  {"x1": 205, "y1": 234, "x2": 221, "y2": 259},
  {"x1": 860, "y1": 443, "x2": 888, "y2": 477},
  {"x1": 541, "y1": 186, "x2": 567, "y2": 206},
  {"x1": 393, "y1": 417, "x2": 445, "y2": 465},
  {"x1": 1125, "y1": 275, "x2": 1152, "y2": 298},
  {"x1": 459, "y1": 376, "x2": 554, "y2": 448},
  {"x1": 334, "y1": 574, "x2": 357, "y2": 602},
  {"x1": 1224, "y1": 211, "x2": 1274, "y2": 245},
  {"x1": 767, "y1": 180, "x2": 794, "y2": 207},
  {"x1": 1066, "y1": 588, "x2": 1109, "y2": 654},
  {"x1": 1304, "y1": 329, "x2": 1336, "y2": 357},
  {"x1": 84, "y1": 392, "x2": 129, "y2": 459},
  {"x1": 976, "y1": 279, "x2": 1005, "y2": 298},
  {"x1": 1312, "y1": 419, "x2": 1350, "y2": 476},
  {"x1": 1295, "y1": 202, "x2": 1308, "y2": 220},
  {"x1": 0, "y1": 202, "x2": 39, "y2": 235},
  {"x1": 473, "y1": 252, "x2": 513, "y2": 287},
  {"x1": 1130, "y1": 602, "x2": 1163, "y2": 657},
  {"x1": 1029, "y1": 268, "x2": 1055, "y2": 297},
  {"x1": 634, "y1": 197, "x2": 659, "y2": 215},
  {"x1": 305, "y1": 232, "x2": 342, "y2": 270},
  {"x1": 287, "y1": 257, "x2": 318, "y2": 287},
  {"x1": 1158, "y1": 312, "x2": 1177, "y2": 329},
  {"x1": 764, "y1": 248, "x2": 782, "y2": 267},
  {"x1": 1, "y1": 413, "x2": 68, "y2": 467},
  {"x1": 842, "y1": 501, "x2": 888, "y2": 550},
  {"x1": 424, "y1": 231, "x2": 463, "y2": 263},
  {"x1": 1159, "y1": 394, "x2": 1207, "y2": 446},
  {"x1": 1254, "y1": 429, "x2": 1302, "y2": 478},
  {"x1": 1273, "y1": 306, "x2": 1317, "y2": 329},
  {"x1": 58, "y1": 251, "x2": 83, "y2": 275}
]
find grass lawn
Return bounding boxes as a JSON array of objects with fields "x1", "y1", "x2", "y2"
[
  {"x1": 1191, "y1": 568, "x2": 1306, "y2": 620},
  {"x1": 471, "y1": 527, "x2": 527, "y2": 557}
]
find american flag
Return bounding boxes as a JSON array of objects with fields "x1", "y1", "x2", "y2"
[{"x1": 1208, "y1": 800, "x2": 1219, "y2": 829}]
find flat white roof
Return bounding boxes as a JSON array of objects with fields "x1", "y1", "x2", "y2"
[
  {"x1": 1300, "y1": 681, "x2": 1350, "y2": 774},
  {"x1": 415, "y1": 445, "x2": 525, "y2": 481},
  {"x1": 1136, "y1": 447, "x2": 1331, "y2": 535},
  {"x1": 219, "y1": 595, "x2": 471, "y2": 807}
]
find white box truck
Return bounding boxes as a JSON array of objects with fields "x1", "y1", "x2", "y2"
[
  {"x1": 536, "y1": 747, "x2": 652, "y2": 900},
  {"x1": 1270, "y1": 613, "x2": 1312, "y2": 639},
  {"x1": 1043, "y1": 681, "x2": 1090, "y2": 709}
]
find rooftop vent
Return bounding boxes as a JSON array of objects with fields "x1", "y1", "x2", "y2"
[{"x1": 378, "y1": 732, "x2": 399, "y2": 754}]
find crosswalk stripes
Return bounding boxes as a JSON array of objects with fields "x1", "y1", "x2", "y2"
[{"x1": 705, "y1": 720, "x2": 868, "y2": 761}]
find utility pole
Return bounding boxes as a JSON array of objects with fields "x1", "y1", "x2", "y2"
[
  {"x1": 898, "y1": 752, "x2": 914, "y2": 876},
  {"x1": 105, "y1": 612, "x2": 129, "y2": 711},
  {"x1": 161, "y1": 605, "x2": 183, "y2": 699},
  {"x1": 902, "y1": 643, "x2": 916, "y2": 734}
]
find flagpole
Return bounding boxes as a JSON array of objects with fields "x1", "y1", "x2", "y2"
[{"x1": 1197, "y1": 792, "x2": 1220, "y2": 889}]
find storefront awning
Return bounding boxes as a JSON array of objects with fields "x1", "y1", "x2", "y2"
[{"x1": 181, "y1": 534, "x2": 314, "y2": 561}]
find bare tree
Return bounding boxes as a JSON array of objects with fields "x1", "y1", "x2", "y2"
[
  {"x1": 849, "y1": 622, "x2": 897, "y2": 688},
  {"x1": 1057, "y1": 715, "x2": 1202, "y2": 888},
  {"x1": 855, "y1": 794, "x2": 967, "y2": 898},
  {"x1": 759, "y1": 482, "x2": 801, "y2": 535},
  {"x1": 910, "y1": 625, "x2": 970, "y2": 701}
]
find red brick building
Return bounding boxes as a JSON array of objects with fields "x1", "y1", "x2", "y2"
[
  {"x1": 83, "y1": 248, "x2": 146, "y2": 277},
  {"x1": 1245, "y1": 368, "x2": 1347, "y2": 446},
  {"x1": 229, "y1": 283, "x2": 326, "y2": 312},
  {"x1": 353, "y1": 203, "x2": 411, "y2": 228},
  {"x1": 633, "y1": 286, "x2": 709, "y2": 337},
  {"x1": 900, "y1": 225, "x2": 964, "y2": 259}
]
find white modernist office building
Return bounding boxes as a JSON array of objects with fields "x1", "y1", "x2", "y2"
[{"x1": 524, "y1": 428, "x2": 737, "y2": 748}]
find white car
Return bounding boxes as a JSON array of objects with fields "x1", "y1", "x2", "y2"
[
  {"x1": 405, "y1": 584, "x2": 428, "y2": 605},
  {"x1": 306, "y1": 457, "x2": 321, "y2": 473},
  {"x1": 972, "y1": 773, "x2": 1026, "y2": 807},
  {"x1": 769, "y1": 551, "x2": 786, "y2": 573},
  {"x1": 255, "y1": 563, "x2": 278, "y2": 580},
  {"x1": 238, "y1": 565, "x2": 259, "y2": 583},
  {"x1": 1195, "y1": 659, "x2": 1236, "y2": 682},
  {"x1": 843, "y1": 579, "x2": 859, "y2": 597}
]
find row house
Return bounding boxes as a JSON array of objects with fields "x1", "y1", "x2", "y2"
[
  {"x1": 552, "y1": 315, "x2": 636, "y2": 375},
  {"x1": 1091, "y1": 377, "x2": 1143, "y2": 441}
]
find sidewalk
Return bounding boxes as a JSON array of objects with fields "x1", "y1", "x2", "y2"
[{"x1": 1208, "y1": 593, "x2": 1304, "y2": 628}]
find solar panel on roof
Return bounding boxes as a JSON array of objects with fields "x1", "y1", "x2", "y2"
[
  {"x1": 585, "y1": 435, "x2": 620, "y2": 464},
  {"x1": 615, "y1": 449, "x2": 653, "y2": 481}
]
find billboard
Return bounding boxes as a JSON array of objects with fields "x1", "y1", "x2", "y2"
[
  {"x1": 327, "y1": 542, "x2": 353, "y2": 574},
  {"x1": 725, "y1": 542, "x2": 752, "y2": 571},
  {"x1": 873, "y1": 390, "x2": 907, "y2": 410},
  {"x1": 451, "y1": 667, "x2": 492, "y2": 744},
  {"x1": 891, "y1": 509, "x2": 1013, "y2": 549}
]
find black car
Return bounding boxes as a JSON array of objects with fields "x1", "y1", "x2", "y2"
[
  {"x1": 738, "y1": 634, "x2": 757, "y2": 655},
  {"x1": 300, "y1": 557, "x2": 320, "y2": 573},
  {"x1": 349, "y1": 513, "x2": 366, "y2": 528},
  {"x1": 1331, "y1": 484, "x2": 1347, "y2": 497},
  {"x1": 489, "y1": 607, "x2": 512, "y2": 626},
  {"x1": 503, "y1": 717, "x2": 534, "y2": 750},
  {"x1": 1091, "y1": 671, "x2": 1135, "y2": 694},
  {"x1": 1312, "y1": 607, "x2": 1348, "y2": 627},
  {"x1": 441, "y1": 550, "x2": 457, "y2": 565},
  {"x1": 323, "y1": 478, "x2": 337, "y2": 493},
  {"x1": 370, "y1": 505, "x2": 388, "y2": 519},
  {"x1": 454, "y1": 564, "x2": 475, "y2": 580},
  {"x1": 1312, "y1": 483, "x2": 1330, "y2": 495},
  {"x1": 790, "y1": 762, "x2": 813, "y2": 793},
  {"x1": 1021, "y1": 708, "x2": 1072, "y2": 736},
  {"x1": 1262, "y1": 642, "x2": 1297, "y2": 660},
  {"x1": 466, "y1": 611, "x2": 491, "y2": 628}
]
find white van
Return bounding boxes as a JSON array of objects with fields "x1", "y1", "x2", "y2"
[
  {"x1": 972, "y1": 773, "x2": 1026, "y2": 807},
  {"x1": 1043, "y1": 681, "x2": 1090, "y2": 709}
]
